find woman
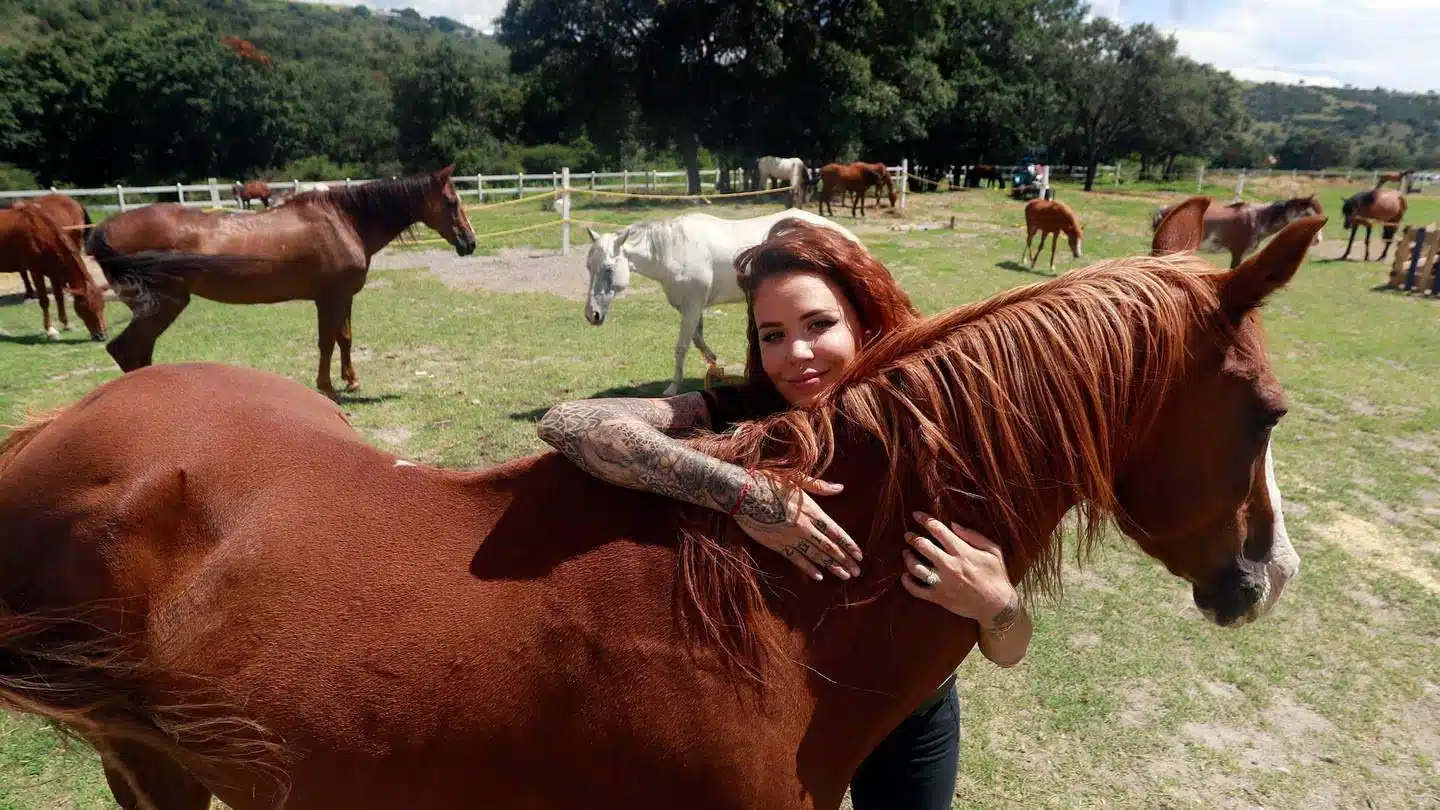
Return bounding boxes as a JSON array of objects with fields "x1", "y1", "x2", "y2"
[{"x1": 538, "y1": 220, "x2": 1033, "y2": 808}]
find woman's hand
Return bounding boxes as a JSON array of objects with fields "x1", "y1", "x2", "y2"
[
  {"x1": 900, "y1": 511, "x2": 1016, "y2": 627},
  {"x1": 731, "y1": 471, "x2": 863, "y2": 582}
]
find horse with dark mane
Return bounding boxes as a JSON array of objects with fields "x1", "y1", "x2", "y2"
[
  {"x1": 1150, "y1": 196, "x2": 1323, "y2": 268},
  {"x1": 1339, "y1": 188, "x2": 1406, "y2": 262},
  {"x1": 817, "y1": 163, "x2": 892, "y2": 217},
  {"x1": 852, "y1": 162, "x2": 896, "y2": 208},
  {"x1": 0, "y1": 201, "x2": 1318, "y2": 810},
  {"x1": 87, "y1": 166, "x2": 476, "y2": 397},
  {"x1": 0, "y1": 205, "x2": 107, "y2": 341}
]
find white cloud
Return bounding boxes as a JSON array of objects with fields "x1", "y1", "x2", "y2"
[
  {"x1": 1099, "y1": 0, "x2": 1440, "y2": 92},
  {"x1": 304, "y1": 1, "x2": 507, "y2": 33}
]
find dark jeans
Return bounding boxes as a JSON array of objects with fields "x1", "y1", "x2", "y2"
[{"x1": 850, "y1": 683, "x2": 961, "y2": 810}]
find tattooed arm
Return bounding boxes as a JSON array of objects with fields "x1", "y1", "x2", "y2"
[{"x1": 536, "y1": 396, "x2": 863, "y2": 580}]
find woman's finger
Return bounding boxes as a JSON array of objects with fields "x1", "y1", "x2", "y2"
[
  {"x1": 902, "y1": 549, "x2": 941, "y2": 586},
  {"x1": 806, "y1": 523, "x2": 860, "y2": 577},
  {"x1": 904, "y1": 531, "x2": 947, "y2": 566},
  {"x1": 912, "y1": 511, "x2": 964, "y2": 556},
  {"x1": 800, "y1": 476, "x2": 845, "y2": 496},
  {"x1": 949, "y1": 522, "x2": 1003, "y2": 555},
  {"x1": 791, "y1": 537, "x2": 850, "y2": 581},
  {"x1": 901, "y1": 570, "x2": 941, "y2": 603},
  {"x1": 779, "y1": 543, "x2": 826, "y2": 582},
  {"x1": 807, "y1": 506, "x2": 862, "y2": 563}
]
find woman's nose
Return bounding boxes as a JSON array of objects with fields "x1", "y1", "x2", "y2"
[{"x1": 788, "y1": 340, "x2": 814, "y2": 362}]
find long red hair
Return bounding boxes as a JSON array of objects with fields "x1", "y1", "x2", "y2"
[{"x1": 729, "y1": 220, "x2": 921, "y2": 413}]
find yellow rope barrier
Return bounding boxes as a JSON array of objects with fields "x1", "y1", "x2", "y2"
[
  {"x1": 905, "y1": 172, "x2": 958, "y2": 191},
  {"x1": 575, "y1": 184, "x2": 793, "y2": 201},
  {"x1": 408, "y1": 217, "x2": 564, "y2": 246},
  {"x1": 463, "y1": 188, "x2": 559, "y2": 211}
]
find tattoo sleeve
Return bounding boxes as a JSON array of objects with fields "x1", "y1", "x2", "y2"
[{"x1": 536, "y1": 397, "x2": 787, "y2": 525}]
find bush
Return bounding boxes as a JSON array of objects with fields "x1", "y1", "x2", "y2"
[
  {"x1": 0, "y1": 163, "x2": 39, "y2": 191},
  {"x1": 269, "y1": 155, "x2": 367, "y2": 182}
]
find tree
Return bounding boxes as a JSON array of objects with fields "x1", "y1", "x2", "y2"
[
  {"x1": 390, "y1": 40, "x2": 520, "y2": 172},
  {"x1": 1275, "y1": 131, "x2": 1350, "y2": 170}
]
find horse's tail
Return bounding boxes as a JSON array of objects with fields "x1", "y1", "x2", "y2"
[{"x1": 89, "y1": 226, "x2": 279, "y2": 315}]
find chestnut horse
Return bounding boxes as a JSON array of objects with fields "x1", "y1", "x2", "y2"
[
  {"x1": 0, "y1": 205, "x2": 107, "y2": 340},
  {"x1": 1, "y1": 193, "x2": 90, "y2": 298},
  {"x1": 1375, "y1": 168, "x2": 1413, "y2": 190},
  {"x1": 232, "y1": 181, "x2": 272, "y2": 209},
  {"x1": 1150, "y1": 196, "x2": 1324, "y2": 269},
  {"x1": 87, "y1": 166, "x2": 476, "y2": 396},
  {"x1": 853, "y1": 162, "x2": 896, "y2": 208},
  {"x1": 1339, "y1": 188, "x2": 1406, "y2": 261},
  {"x1": 1021, "y1": 198, "x2": 1083, "y2": 272},
  {"x1": 817, "y1": 163, "x2": 891, "y2": 217},
  {"x1": 0, "y1": 203, "x2": 1319, "y2": 810}
]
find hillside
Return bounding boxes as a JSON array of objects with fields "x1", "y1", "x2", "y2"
[{"x1": 1242, "y1": 82, "x2": 1440, "y2": 167}]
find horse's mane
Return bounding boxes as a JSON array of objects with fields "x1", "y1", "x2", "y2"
[
  {"x1": 308, "y1": 174, "x2": 437, "y2": 238},
  {"x1": 680, "y1": 256, "x2": 1224, "y2": 674}
]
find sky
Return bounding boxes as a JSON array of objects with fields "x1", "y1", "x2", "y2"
[{"x1": 327, "y1": 0, "x2": 1440, "y2": 94}]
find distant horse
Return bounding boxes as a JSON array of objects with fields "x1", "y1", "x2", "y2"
[
  {"x1": 968, "y1": 165, "x2": 1002, "y2": 189},
  {"x1": 0, "y1": 205, "x2": 107, "y2": 341},
  {"x1": 1022, "y1": 198, "x2": 1083, "y2": 272},
  {"x1": 852, "y1": 162, "x2": 897, "y2": 208},
  {"x1": 1339, "y1": 189, "x2": 1406, "y2": 262},
  {"x1": 232, "y1": 181, "x2": 272, "y2": 209},
  {"x1": 88, "y1": 166, "x2": 476, "y2": 397},
  {"x1": 817, "y1": 163, "x2": 891, "y2": 217},
  {"x1": 583, "y1": 209, "x2": 860, "y2": 395},
  {"x1": 757, "y1": 156, "x2": 806, "y2": 205},
  {"x1": 0, "y1": 205, "x2": 1320, "y2": 810},
  {"x1": 0, "y1": 194, "x2": 90, "y2": 298},
  {"x1": 1150, "y1": 196, "x2": 1324, "y2": 268},
  {"x1": 1375, "y1": 169, "x2": 1414, "y2": 190}
]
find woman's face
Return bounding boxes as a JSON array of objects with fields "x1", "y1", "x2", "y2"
[{"x1": 753, "y1": 270, "x2": 862, "y2": 408}]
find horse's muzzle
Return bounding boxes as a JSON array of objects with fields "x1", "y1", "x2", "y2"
[
  {"x1": 455, "y1": 234, "x2": 477, "y2": 256},
  {"x1": 90, "y1": 330, "x2": 107, "y2": 342},
  {"x1": 587, "y1": 311, "x2": 605, "y2": 327}
]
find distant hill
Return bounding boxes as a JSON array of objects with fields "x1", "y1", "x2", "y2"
[{"x1": 1241, "y1": 82, "x2": 1440, "y2": 167}]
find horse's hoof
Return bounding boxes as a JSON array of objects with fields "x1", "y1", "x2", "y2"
[
  {"x1": 61, "y1": 323, "x2": 73, "y2": 331},
  {"x1": 45, "y1": 328, "x2": 60, "y2": 341},
  {"x1": 345, "y1": 380, "x2": 361, "y2": 393}
]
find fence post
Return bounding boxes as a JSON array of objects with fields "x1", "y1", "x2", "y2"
[
  {"x1": 1114, "y1": 162, "x2": 1121, "y2": 185},
  {"x1": 590, "y1": 171, "x2": 595, "y2": 190},
  {"x1": 561, "y1": 166, "x2": 571, "y2": 256},
  {"x1": 622, "y1": 169, "x2": 629, "y2": 193},
  {"x1": 552, "y1": 171, "x2": 558, "y2": 194},
  {"x1": 1346, "y1": 169, "x2": 1352, "y2": 182},
  {"x1": 1197, "y1": 165, "x2": 1205, "y2": 192},
  {"x1": 1234, "y1": 170, "x2": 1246, "y2": 201},
  {"x1": 292, "y1": 179, "x2": 300, "y2": 196},
  {"x1": 648, "y1": 170, "x2": 655, "y2": 192},
  {"x1": 900, "y1": 158, "x2": 909, "y2": 210},
  {"x1": 1292, "y1": 168, "x2": 1297, "y2": 180},
  {"x1": 208, "y1": 178, "x2": 220, "y2": 206},
  {"x1": 1372, "y1": 170, "x2": 1379, "y2": 187},
  {"x1": 476, "y1": 173, "x2": 483, "y2": 200},
  {"x1": 176, "y1": 182, "x2": 185, "y2": 206},
  {"x1": 517, "y1": 169, "x2": 524, "y2": 200},
  {"x1": 117, "y1": 185, "x2": 126, "y2": 212}
]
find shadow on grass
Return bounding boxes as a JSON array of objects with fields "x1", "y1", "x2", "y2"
[{"x1": 508, "y1": 377, "x2": 711, "y2": 423}]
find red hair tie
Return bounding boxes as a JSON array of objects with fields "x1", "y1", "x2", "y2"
[{"x1": 728, "y1": 471, "x2": 754, "y2": 519}]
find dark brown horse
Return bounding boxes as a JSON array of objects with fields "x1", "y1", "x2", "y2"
[
  {"x1": 1150, "y1": 196, "x2": 1324, "y2": 268},
  {"x1": 852, "y1": 162, "x2": 897, "y2": 208},
  {"x1": 1021, "y1": 198, "x2": 1083, "y2": 272},
  {"x1": 0, "y1": 203, "x2": 1320, "y2": 810},
  {"x1": 232, "y1": 181, "x2": 272, "y2": 209},
  {"x1": 0, "y1": 205, "x2": 107, "y2": 341},
  {"x1": 88, "y1": 166, "x2": 476, "y2": 396},
  {"x1": 817, "y1": 163, "x2": 891, "y2": 217},
  {"x1": 1339, "y1": 189, "x2": 1407, "y2": 261}
]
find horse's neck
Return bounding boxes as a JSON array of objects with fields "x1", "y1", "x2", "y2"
[
  {"x1": 619, "y1": 227, "x2": 666, "y2": 282},
  {"x1": 334, "y1": 196, "x2": 422, "y2": 258}
]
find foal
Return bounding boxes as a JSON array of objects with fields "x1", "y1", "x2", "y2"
[{"x1": 1022, "y1": 198, "x2": 1083, "y2": 272}]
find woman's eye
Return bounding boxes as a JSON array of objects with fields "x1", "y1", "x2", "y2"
[
  {"x1": 809, "y1": 318, "x2": 836, "y2": 333},
  {"x1": 760, "y1": 331, "x2": 783, "y2": 344}
]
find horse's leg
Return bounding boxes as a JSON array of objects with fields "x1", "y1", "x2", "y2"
[
  {"x1": 106, "y1": 284, "x2": 190, "y2": 371},
  {"x1": 1379, "y1": 225, "x2": 1396, "y2": 262},
  {"x1": 1364, "y1": 224, "x2": 1373, "y2": 261},
  {"x1": 20, "y1": 268, "x2": 35, "y2": 299},
  {"x1": 34, "y1": 273, "x2": 58, "y2": 340},
  {"x1": 100, "y1": 740, "x2": 212, "y2": 810},
  {"x1": 315, "y1": 294, "x2": 346, "y2": 398},
  {"x1": 1030, "y1": 233, "x2": 1046, "y2": 268},
  {"x1": 50, "y1": 272, "x2": 72, "y2": 331},
  {"x1": 338, "y1": 294, "x2": 359, "y2": 392},
  {"x1": 1049, "y1": 231, "x2": 1059, "y2": 272},
  {"x1": 691, "y1": 314, "x2": 718, "y2": 366},
  {"x1": 1341, "y1": 225, "x2": 1357, "y2": 260},
  {"x1": 1021, "y1": 227, "x2": 1034, "y2": 262},
  {"x1": 666, "y1": 303, "x2": 705, "y2": 397}
]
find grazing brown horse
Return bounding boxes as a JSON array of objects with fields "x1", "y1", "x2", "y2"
[
  {"x1": 0, "y1": 204, "x2": 1320, "y2": 810},
  {"x1": 852, "y1": 162, "x2": 897, "y2": 208},
  {"x1": 1021, "y1": 198, "x2": 1083, "y2": 272},
  {"x1": 1, "y1": 193, "x2": 90, "y2": 298},
  {"x1": 232, "y1": 181, "x2": 272, "y2": 209},
  {"x1": 1339, "y1": 189, "x2": 1407, "y2": 261},
  {"x1": 817, "y1": 163, "x2": 891, "y2": 217},
  {"x1": 88, "y1": 166, "x2": 476, "y2": 396},
  {"x1": 1150, "y1": 196, "x2": 1324, "y2": 268},
  {"x1": 0, "y1": 206, "x2": 107, "y2": 340}
]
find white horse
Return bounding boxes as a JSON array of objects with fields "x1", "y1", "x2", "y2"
[
  {"x1": 583, "y1": 209, "x2": 861, "y2": 396},
  {"x1": 757, "y1": 156, "x2": 806, "y2": 205}
]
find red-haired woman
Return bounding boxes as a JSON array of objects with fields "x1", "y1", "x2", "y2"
[{"x1": 538, "y1": 220, "x2": 1032, "y2": 808}]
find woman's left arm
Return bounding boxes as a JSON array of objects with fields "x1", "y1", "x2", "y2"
[{"x1": 900, "y1": 512, "x2": 1034, "y2": 668}]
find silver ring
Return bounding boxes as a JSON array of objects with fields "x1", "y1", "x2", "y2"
[{"x1": 919, "y1": 568, "x2": 941, "y2": 587}]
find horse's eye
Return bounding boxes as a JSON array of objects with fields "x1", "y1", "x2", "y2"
[{"x1": 1258, "y1": 409, "x2": 1287, "y2": 432}]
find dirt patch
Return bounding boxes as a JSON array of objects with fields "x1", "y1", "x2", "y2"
[
  {"x1": 1182, "y1": 723, "x2": 1293, "y2": 771},
  {"x1": 371, "y1": 246, "x2": 606, "y2": 301},
  {"x1": 1321, "y1": 511, "x2": 1440, "y2": 594},
  {"x1": 372, "y1": 426, "x2": 412, "y2": 448}
]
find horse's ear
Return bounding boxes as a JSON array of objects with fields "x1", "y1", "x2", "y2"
[
  {"x1": 1151, "y1": 196, "x2": 1210, "y2": 256},
  {"x1": 1220, "y1": 215, "x2": 1326, "y2": 315},
  {"x1": 585, "y1": 226, "x2": 599, "y2": 243},
  {"x1": 437, "y1": 164, "x2": 455, "y2": 181}
]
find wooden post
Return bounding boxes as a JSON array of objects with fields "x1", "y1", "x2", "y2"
[
  {"x1": 623, "y1": 169, "x2": 629, "y2": 193},
  {"x1": 1114, "y1": 162, "x2": 1121, "y2": 185},
  {"x1": 589, "y1": 171, "x2": 596, "y2": 190},
  {"x1": 1234, "y1": 171, "x2": 1246, "y2": 202},
  {"x1": 477, "y1": 174, "x2": 484, "y2": 200},
  {"x1": 117, "y1": 185, "x2": 126, "y2": 212},
  {"x1": 648, "y1": 170, "x2": 655, "y2": 192},
  {"x1": 1415, "y1": 230, "x2": 1440, "y2": 295},
  {"x1": 1197, "y1": 165, "x2": 1205, "y2": 192},
  {"x1": 208, "y1": 178, "x2": 220, "y2": 206},
  {"x1": 561, "y1": 166, "x2": 571, "y2": 256},
  {"x1": 1390, "y1": 226, "x2": 1418, "y2": 289},
  {"x1": 177, "y1": 182, "x2": 185, "y2": 206},
  {"x1": 517, "y1": 169, "x2": 524, "y2": 199}
]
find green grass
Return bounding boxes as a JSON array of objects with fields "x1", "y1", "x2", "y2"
[{"x1": 1, "y1": 184, "x2": 1438, "y2": 809}]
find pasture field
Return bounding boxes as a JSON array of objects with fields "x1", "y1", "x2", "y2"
[{"x1": 1, "y1": 182, "x2": 1437, "y2": 809}]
